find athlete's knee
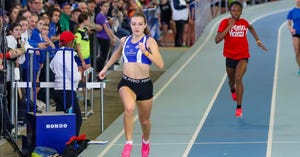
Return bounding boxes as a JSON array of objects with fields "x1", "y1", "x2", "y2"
[
  {"x1": 124, "y1": 105, "x2": 135, "y2": 115},
  {"x1": 140, "y1": 119, "x2": 151, "y2": 127},
  {"x1": 235, "y1": 77, "x2": 243, "y2": 85}
]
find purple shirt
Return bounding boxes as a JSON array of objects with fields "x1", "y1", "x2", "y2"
[{"x1": 95, "y1": 12, "x2": 110, "y2": 39}]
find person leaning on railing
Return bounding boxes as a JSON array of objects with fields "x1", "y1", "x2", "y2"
[{"x1": 0, "y1": 9, "x2": 26, "y2": 135}]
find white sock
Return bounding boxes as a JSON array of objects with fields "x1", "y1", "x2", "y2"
[
  {"x1": 143, "y1": 139, "x2": 150, "y2": 144},
  {"x1": 126, "y1": 140, "x2": 133, "y2": 145}
]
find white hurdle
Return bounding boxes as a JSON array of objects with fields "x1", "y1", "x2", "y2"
[{"x1": 82, "y1": 67, "x2": 94, "y2": 120}]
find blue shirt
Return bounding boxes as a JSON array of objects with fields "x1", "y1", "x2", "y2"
[
  {"x1": 287, "y1": 8, "x2": 300, "y2": 35},
  {"x1": 122, "y1": 35, "x2": 152, "y2": 65},
  {"x1": 49, "y1": 21, "x2": 59, "y2": 57},
  {"x1": 23, "y1": 28, "x2": 45, "y2": 70}
]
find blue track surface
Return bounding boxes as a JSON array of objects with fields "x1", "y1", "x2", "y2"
[{"x1": 188, "y1": 11, "x2": 288, "y2": 157}]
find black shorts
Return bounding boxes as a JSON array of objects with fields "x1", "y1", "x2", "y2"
[
  {"x1": 226, "y1": 58, "x2": 248, "y2": 69},
  {"x1": 293, "y1": 34, "x2": 300, "y2": 38},
  {"x1": 118, "y1": 74, "x2": 153, "y2": 100},
  {"x1": 161, "y1": 20, "x2": 170, "y2": 27}
]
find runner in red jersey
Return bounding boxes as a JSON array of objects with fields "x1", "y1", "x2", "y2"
[{"x1": 215, "y1": 1, "x2": 267, "y2": 117}]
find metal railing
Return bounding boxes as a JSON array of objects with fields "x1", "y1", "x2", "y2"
[{"x1": 10, "y1": 48, "x2": 107, "y2": 141}]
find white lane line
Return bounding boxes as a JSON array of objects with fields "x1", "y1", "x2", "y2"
[
  {"x1": 182, "y1": 73, "x2": 227, "y2": 157},
  {"x1": 265, "y1": 21, "x2": 287, "y2": 157}
]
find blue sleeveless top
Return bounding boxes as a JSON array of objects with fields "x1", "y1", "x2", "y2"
[{"x1": 122, "y1": 35, "x2": 152, "y2": 65}]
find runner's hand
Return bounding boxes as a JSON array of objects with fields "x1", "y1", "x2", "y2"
[
  {"x1": 257, "y1": 41, "x2": 267, "y2": 51},
  {"x1": 98, "y1": 70, "x2": 106, "y2": 80}
]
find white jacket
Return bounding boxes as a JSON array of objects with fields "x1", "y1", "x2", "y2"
[
  {"x1": 49, "y1": 47, "x2": 81, "y2": 90},
  {"x1": 170, "y1": 0, "x2": 189, "y2": 21},
  {"x1": 5, "y1": 35, "x2": 25, "y2": 82}
]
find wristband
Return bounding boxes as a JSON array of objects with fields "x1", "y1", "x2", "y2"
[
  {"x1": 256, "y1": 40, "x2": 261, "y2": 44},
  {"x1": 144, "y1": 51, "x2": 150, "y2": 57}
]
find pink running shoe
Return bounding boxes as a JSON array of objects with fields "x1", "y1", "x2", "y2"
[
  {"x1": 231, "y1": 91, "x2": 237, "y2": 101},
  {"x1": 141, "y1": 136, "x2": 150, "y2": 157},
  {"x1": 235, "y1": 108, "x2": 243, "y2": 117},
  {"x1": 122, "y1": 143, "x2": 132, "y2": 157}
]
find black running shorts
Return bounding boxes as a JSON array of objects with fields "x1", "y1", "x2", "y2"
[
  {"x1": 226, "y1": 58, "x2": 248, "y2": 69},
  {"x1": 118, "y1": 74, "x2": 153, "y2": 100}
]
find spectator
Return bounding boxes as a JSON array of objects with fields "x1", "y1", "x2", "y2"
[
  {"x1": 23, "y1": 17, "x2": 48, "y2": 87},
  {"x1": 0, "y1": 12, "x2": 24, "y2": 135},
  {"x1": 40, "y1": 24, "x2": 55, "y2": 49},
  {"x1": 5, "y1": 23, "x2": 26, "y2": 123},
  {"x1": 40, "y1": 12, "x2": 50, "y2": 26},
  {"x1": 17, "y1": 16, "x2": 30, "y2": 46},
  {"x1": 18, "y1": 9, "x2": 33, "y2": 52},
  {"x1": 86, "y1": 0, "x2": 103, "y2": 32},
  {"x1": 87, "y1": 0, "x2": 97, "y2": 21},
  {"x1": 28, "y1": 12, "x2": 38, "y2": 39},
  {"x1": 187, "y1": 0, "x2": 195, "y2": 46},
  {"x1": 78, "y1": 1, "x2": 88, "y2": 13},
  {"x1": 50, "y1": 31, "x2": 82, "y2": 136},
  {"x1": 5, "y1": 23, "x2": 26, "y2": 81},
  {"x1": 59, "y1": 1, "x2": 72, "y2": 32},
  {"x1": 170, "y1": 0, "x2": 189, "y2": 47},
  {"x1": 70, "y1": 0, "x2": 82, "y2": 10},
  {"x1": 69, "y1": 8, "x2": 82, "y2": 33},
  {"x1": 210, "y1": 0, "x2": 227, "y2": 18},
  {"x1": 8, "y1": 5, "x2": 21, "y2": 24},
  {"x1": 140, "y1": 0, "x2": 159, "y2": 9},
  {"x1": 94, "y1": 0, "x2": 102, "y2": 19},
  {"x1": 18, "y1": 9, "x2": 32, "y2": 23},
  {"x1": 16, "y1": 16, "x2": 31, "y2": 68},
  {"x1": 37, "y1": 18, "x2": 56, "y2": 103},
  {"x1": 111, "y1": 0, "x2": 130, "y2": 38},
  {"x1": 48, "y1": 7, "x2": 61, "y2": 49},
  {"x1": 158, "y1": 0, "x2": 173, "y2": 46},
  {"x1": 86, "y1": 0, "x2": 103, "y2": 71},
  {"x1": 74, "y1": 13, "x2": 92, "y2": 104},
  {"x1": 117, "y1": 0, "x2": 132, "y2": 33},
  {"x1": 27, "y1": 0, "x2": 44, "y2": 15},
  {"x1": 95, "y1": 1, "x2": 117, "y2": 77},
  {"x1": 127, "y1": 0, "x2": 143, "y2": 18},
  {"x1": 53, "y1": 3, "x2": 62, "y2": 11}
]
